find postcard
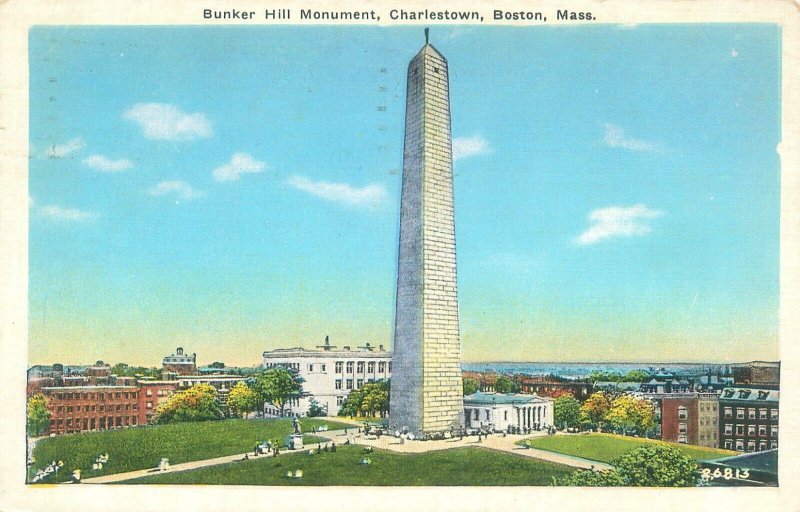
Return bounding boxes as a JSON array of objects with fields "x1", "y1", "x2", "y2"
[{"x1": 1, "y1": 0, "x2": 799, "y2": 511}]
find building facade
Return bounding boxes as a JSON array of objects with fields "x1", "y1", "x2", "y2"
[
  {"x1": 262, "y1": 340, "x2": 391, "y2": 417},
  {"x1": 731, "y1": 361, "x2": 780, "y2": 388},
  {"x1": 463, "y1": 391, "x2": 553, "y2": 432},
  {"x1": 655, "y1": 392, "x2": 720, "y2": 448},
  {"x1": 162, "y1": 347, "x2": 197, "y2": 375},
  {"x1": 719, "y1": 387, "x2": 779, "y2": 452},
  {"x1": 389, "y1": 34, "x2": 464, "y2": 437},
  {"x1": 41, "y1": 385, "x2": 141, "y2": 435}
]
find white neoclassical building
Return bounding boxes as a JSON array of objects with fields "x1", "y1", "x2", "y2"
[
  {"x1": 262, "y1": 337, "x2": 391, "y2": 417},
  {"x1": 463, "y1": 391, "x2": 553, "y2": 432}
]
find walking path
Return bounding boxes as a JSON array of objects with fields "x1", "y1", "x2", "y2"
[{"x1": 81, "y1": 421, "x2": 610, "y2": 484}]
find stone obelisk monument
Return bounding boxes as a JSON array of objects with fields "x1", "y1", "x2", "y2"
[{"x1": 389, "y1": 31, "x2": 464, "y2": 437}]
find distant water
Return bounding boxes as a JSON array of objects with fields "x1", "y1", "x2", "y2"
[{"x1": 462, "y1": 362, "x2": 724, "y2": 380}]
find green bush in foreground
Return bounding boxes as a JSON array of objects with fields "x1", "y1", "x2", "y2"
[{"x1": 554, "y1": 445, "x2": 698, "y2": 487}]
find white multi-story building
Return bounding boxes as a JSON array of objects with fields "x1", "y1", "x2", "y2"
[{"x1": 262, "y1": 337, "x2": 391, "y2": 417}]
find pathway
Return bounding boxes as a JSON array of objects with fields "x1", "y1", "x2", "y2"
[{"x1": 81, "y1": 421, "x2": 610, "y2": 483}]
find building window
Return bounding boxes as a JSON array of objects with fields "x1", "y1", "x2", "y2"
[
  {"x1": 378, "y1": 362, "x2": 386, "y2": 372},
  {"x1": 747, "y1": 441, "x2": 756, "y2": 452},
  {"x1": 147, "y1": 402, "x2": 152, "y2": 409},
  {"x1": 678, "y1": 434, "x2": 687, "y2": 444},
  {"x1": 748, "y1": 408, "x2": 756, "y2": 419},
  {"x1": 759, "y1": 441, "x2": 768, "y2": 451},
  {"x1": 504, "y1": 411, "x2": 508, "y2": 421},
  {"x1": 367, "y1": 362, "x2": 375, "y2": 373},
  {"x1": 485, "y1": 410, "x2": 490, "y2": 421},
  {"x1": 146, "y1": 389, "x2": 152, "y2": 396},
  {"x1": 771, "y1": 426, "x2": 778, "y2": 437},
  {"x1": 346, "y1": 361, "x2": 354, "y2": 373},
  {"x1": 335, "y1": 379, "x2": 342, "y2": 390},
  {"x1": 357, "y1": 362, "x2": 365, "y2": 373},
  {"x1": 736, "y1": 408, "x2": 745, "y2": 419},
  {"x1": 346, "y1": 379, "x2": 353, "y2": 390},
  {"x1": 357, "y1": 379, "x2": 364, "y2": 388},
  {"x1": 321, "y1": 364, "x2": 326, "y2": 372},
  {"x1": 771, "y1": 409, "x2": 779, "y2": 420},
  {"x1": 473, "y1": 410, "x2": 479, "y2": 420},
  {"x1": 771, "y1": 441, "x2": 778, "y2": 449},
  {"x1": 308, "y1": 364, "x2": 314, "y2": 372},
  {"x1": 724, "y1": 407, "x2": 732, "y2": 418},
  {"x1": 747, "y1": 425, "x2": 756, "y2": 436},
  {"x1": 337, "y1": 396, "x2": 344, "y2": 406},
  {"x1": 679, "y1": 422, "x2": 687, "y2": 434},
  {"x1": 388, "y1": 362, "x2": 392, "y2": 372},
  {"x1": 735, "y1": 440, "x2": 744, "y2": 451},
  {"x1": 723, "y1": 424, "x2": 733, "y2": 435},
  {"x1": 724, "y1": 440, "x2": 733, "y2": 450},
  {"x1": 735, "y1": 424, "x2": 744, "y2": 435},
  {"x1": 335, "y1": 362, "x2": 343, "y2": 373},
  {"x1": 759, "y1": 408, "x2": 768, "y2": 419},
  {"x1": 759, "y1": 425, "x2": 767, "y2": 436},
  {"x1": 677, "y1": 406, "x2": 688, "y2": 420}
]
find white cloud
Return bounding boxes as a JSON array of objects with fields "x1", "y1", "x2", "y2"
[
  {"x1": 123, "y1": 103, "x2": 213, "y2": 141},
  {"x1": 83, "y1": 154, "x2": 133, "y2": 172},
  {"x1": 147, "y1": 180, "x2": 204, "y2": 200},
  {"x1": 38, "y1": 204, "x2": 98, "y2": 222},
  {"x1": 604, "y1": 124, "x2": 660, "y2": 152},
  {"x1": 452, "y1": 135, "x2": 491, "y2": 161},
  {"x1": 286, "y1": 175, "x2": 388, "y2": 208},
  {"x1": 212, "y1": 153, "x2": 266, "y2": 182},
  {"x1": 576, "y1": 204, "x2": 663, "y2": 245},
  {"x1": 46, "y1": 137, "x2": 84, "y2": 158}
]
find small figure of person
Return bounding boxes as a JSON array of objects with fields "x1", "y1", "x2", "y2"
[
  {"x1": 331, "y1": 442, "x2": 337, "y2": 453},
  {"x1": 316, "y1": 444, "x2": 322, "y2": 454}
]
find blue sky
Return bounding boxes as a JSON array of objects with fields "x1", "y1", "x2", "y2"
[{"x1": 28, "y1": 24, "x2": 781, "y2": 366}]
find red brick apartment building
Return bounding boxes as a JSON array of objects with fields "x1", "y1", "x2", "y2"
[{"x1": 41, "y1": 386, "x2": 141, "y2": 435}]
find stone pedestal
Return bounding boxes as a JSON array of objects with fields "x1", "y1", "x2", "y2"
[{"x1": 289, "y1": 434, "x2": 304, "y2": 450}]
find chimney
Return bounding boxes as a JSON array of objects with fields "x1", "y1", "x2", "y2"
[
  {"x1": 343, "y1": 346, "x2": 351, "y2": 351},
  {"x1": 379, "y1": 344, "x2": 384, "y2": 351}
]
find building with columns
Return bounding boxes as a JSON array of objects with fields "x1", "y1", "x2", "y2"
[
  {"x1": 463, "y1": 391, "x2": 553, "y2": 432},
  {"x1": 389, "y1": 31, "x2": 464, "y2": 437}
]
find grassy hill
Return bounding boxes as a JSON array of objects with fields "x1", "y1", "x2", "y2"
[
  {"x1": 521, "y1": 433, "x2": 736, "y2": 464},
  {"x1": 29, "y1": 418, "x2": 349, "y2": 483}
]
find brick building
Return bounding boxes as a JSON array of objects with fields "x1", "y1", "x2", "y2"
[
  {"x1": 650, "y1": 392, "x2": 719, "y2": 448},
  {"x1": 719, "y1": 387, "x2": 779, "y2": 452},
  {"x1": 518, "y1": 376, "x2": 594, "y2": 399},
  {"x1": 731, "y1": 361, "x2": 779, "y2": 388},
  {"x1": 137, "y1": 380, "x2": 180, "y2": 424},
  {"x1": 41, "y1": 385, "x2": 141, "y2": 435}
]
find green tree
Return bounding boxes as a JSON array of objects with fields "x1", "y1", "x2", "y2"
[
  {"x1": 153, "y1": 383, "x2": 223, "y2": 424},
  {"x1": 494, "y1": 375, "x2": 518, "y2": 394},
  {"x1": 614, "y1": 445, "x2": 698, "y2": 486},
  {"x1": 252, "y1": 367, "x2": 304, "y2": 417},
  {"x1": 553, "y1": 469, "x2": 626, "y2": 486},
  {"x1": 27, "y1": 393, "x2": 51, "y2": 436},
  {"x1": 605, "y1": 395, "x2": 655, "y2": 435},
  {"x1": 579, "y1": 392, "x2": 612, "y2": 430},
  {"x1": 463, "y1": 378, "x2": 479, "y2": 396},
  {"x1": 623, "y1": 370, "x2": 649, "y2": 382},
  {"x1": 338, "y1": 380, "x2": 390, "y2": 418},
  {"x1": 227, "y1": 381, "x2": 259, "y2": 418},
  {"x1": 307, "y1": 398, "x2": 326, "y2": 417},
  {"x1": 553, "y1": 395, "x2": 581, "y2": 429}
]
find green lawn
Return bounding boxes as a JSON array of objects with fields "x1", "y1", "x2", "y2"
[
  {"x1": 124, "y1": 445, "x2": 572, "y2": 486},
  {"x1": 521, "y1": 434, "x2": 736, "y2": 464},
  {"x1": 29, "y1": 418, "x2": 350, "y2": 483}
]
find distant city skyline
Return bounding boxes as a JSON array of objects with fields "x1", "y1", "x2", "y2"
[{"x1": 29, "y1": 25, "x2": 780, "y2": 366}]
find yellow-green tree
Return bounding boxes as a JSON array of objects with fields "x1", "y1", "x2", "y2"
[
  {"x1": 579, "y1": 392, "x2": 612, "y2": 430},
  {"x1": 606, "y1": 395, "x2": 656, "y2": 435},
  {"x1": 153, "y1": 383, "x2": 223, "y2": 424},
  {"x1": 27, "y1": 393, "x2": 51, "y2": 436},
  {"x1": 227, "y1": 381, "x2": 259, "y2": 418}
]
